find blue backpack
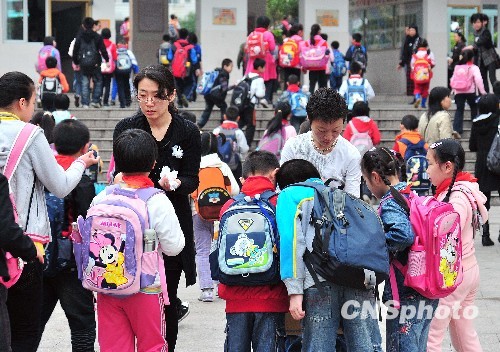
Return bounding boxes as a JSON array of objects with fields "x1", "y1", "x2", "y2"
[
  {"x1": 345, "y1": 79, "x2": 367, "y2": 110},
  {"x1": 217, "y1": 127, "x2": 240, "y2": 172},
  {"x1": 331, "y1": 50, "x2": 347, "y2": 78},
  {"x1": 400, "y1": 138, "x2": 431, "y2": 194},
  {"x1": 289, "y1": 91, "x2": 308, "y2": 117},
  {"x1": 209, "y1": 191, "x2": 281, "y2": 286},
  {"x1": 298, "y1": 181, "x2": 389, "y2": 291},
  {"x1": 196, "y1": 70, "x2": 219, "y2": 95}
]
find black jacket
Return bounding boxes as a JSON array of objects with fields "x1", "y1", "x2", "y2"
[
  {"x1": 0, "y1": 174, "x2": 36, "y2": 281},
  {"x1": 72, "y1": 29, "x2": 109, "y2": 66},
  {"x1": 114, "y1": 113, "x2": 201, "y2": 286},
  {"x1": 400, "y1": 36, "x2": 423, "y2": 67}
]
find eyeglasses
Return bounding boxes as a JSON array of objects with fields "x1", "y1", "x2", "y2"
[{"x1": 136, "y1": 95, "x2": 167, "y2": 104}]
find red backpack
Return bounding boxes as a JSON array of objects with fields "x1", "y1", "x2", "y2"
[
  {"x1": 171, "y1": 42, "x2": 194, "y2": 78},
  {"x1": 279, "y1": 38, "x2": 300, "y2": 68},
  {"x1": 412, "y1": 54, "x2": 432, "y2": 84},
  {"x1": 101, "y1": 44, "x2": 116, "y2": 74},
  {"x1": 246, "y1": 31, "x2": 268, "y2": 59}
]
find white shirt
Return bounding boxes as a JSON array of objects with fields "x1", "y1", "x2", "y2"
[
  {"x1": 247, "y1": 72, "x2": 266, "y2": 104},
  {"x1": 338, "y1": 75, "x2": 375, "y2": 102}
]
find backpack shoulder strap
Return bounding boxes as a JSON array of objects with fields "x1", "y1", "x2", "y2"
[
  {"x1": 4, "y1": 123, "x2": 37, "y2": 181},
  {"x1": 136, "y1": 187, "x2": 164, "y2": 202},
  {"x1": 349, "y1": 120, "x2": 359, "y2": 134},
  {"x1": 398, "y1": 138, "x2": 412, "y2": 146}
]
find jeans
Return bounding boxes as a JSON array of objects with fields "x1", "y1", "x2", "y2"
[
  {"x1": 193, "y1": 214, "x2": 214, "y2": 290},
  {"x1": 175, "y1": 77, "x2": 193, "y2": 100},
  {"x1": 238, "y1": 105, "x2": 256, "y2": 148},
  {"x1": 198, "y1": 96, "x2": 227, "y2": 128},
  {"x1": 81, "y1": 68, "x2": 103, "y2": 106},
  {"x1": 102, "y1": 73, "x2": 113, "y2": 105},
  {"x1": 479, "y1": 62, "x2": 497, "y2": 92},
  {"x1": 186, "y1": 72, "x2": 198, "y2": 101},
  {"x1": 224, "y1": 312, "x2": 285, "y2": 352},
  {"x1": 0, "y1": 284, "x2": 11, "y2": 352},
  {"x1": 309, "y1": 70, "x2": 328, "y2": 94},
  {"x1": 73, "y1": 70, "x2": 82, "y2": 97},
  {"x1": 330, "y1": 75, "x2": 343, "y2": 91},
  {"x1": 386, "y1": 296, "x2": 438, "y2": 352},
  {"x1": 290, "y1": 115, "x2": 306, "y2": 133},
  {"x1": 6, "y1": 261, "x2": 43, "y2": 352},
  {"x1": 264, "y1": 79, "x2": 276, "y2": 103},
  {"x1": 37, "y1": 270, "x2": 96, "y2": 352},
  {"x1": 302, "y1": 284, "x2": 383, "y2": 352},
  {"x1": 453, "y1": 93, "x2": 477, "y2": 134},
  {"x1": 115, "y1": 72, "x2": 131, "y2": 108}
]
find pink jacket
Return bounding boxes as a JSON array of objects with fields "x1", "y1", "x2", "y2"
[
  {"x1": 452, "y1": 63, "x2": 486, "y2": 95},
  {"x1": 245, "y1": 28, "x2": 277, "y2": 81},
  {"x1": 436, "y1": 181, "x2": 487, "y2": 271}
]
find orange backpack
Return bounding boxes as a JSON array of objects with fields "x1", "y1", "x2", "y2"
[
  {"x1": 412, "y1": 54, "x2": 432, "y2": 84},
  {"x1": 191, "y1": 167, "x2": 232, "y2": 221}
]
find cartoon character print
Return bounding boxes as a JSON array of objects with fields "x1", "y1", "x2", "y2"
[
  {"x1": 87, "y1": 230, "x2": 128, "y2": 289},
  {"x1": 208, "y1": 192, "x2": 221, "y2": 204},
  {"x1": 229, "y1": 233, "x2": 266, "y2": 266},
  {"x1": 407, "y1": 158, "x2": 421, "y2": 187},
  {"x1": 439, "y1": 232, "x2": 459, "y2": 288}
]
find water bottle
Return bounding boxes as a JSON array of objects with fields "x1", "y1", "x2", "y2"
[
  {"x1": 213, "y1": 221, "x2": 220, "y2": 240},
  {"x1": 144, "y1": 229, "x2": 157, "y2": 252}
]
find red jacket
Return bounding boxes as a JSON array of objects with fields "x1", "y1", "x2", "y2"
[
  {"x1": 103, "y1": 39, "x2": 118, "y2": 61},
  {"x1": 218, "y1": 176, "x2": 289, "y2": 313},
  {"x1": 343, "y1": 116, "x2": 381, "y2": 145}
]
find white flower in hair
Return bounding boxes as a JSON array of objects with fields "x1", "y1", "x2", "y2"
[{"x1": 172, "y1": 145, "x2": 183, "y2": 158}]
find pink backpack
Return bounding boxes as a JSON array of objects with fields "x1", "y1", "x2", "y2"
[
  {"x1": 450, "y1": 64, "x2": 473, "y2": 91},
  {"x1": 383, "y1": 190, "x2": 463, "y2": 307},
  {"x1": 257, "y1": 128, "x2": 286, "y2": 158},
  {"x1": 300, "y1": 39, "x2": 328, "y2": 70},
  {"x1": 2, "y1": 124, "x2": 38, "y2": 288},
  {"x1": 348, "y1": 121, "x2": 373, "y2": 156},
  {"x1": 246, "y1": 31, "x2": 268, "y2": 59},
  {"x1": 74, "y1": 185, "x2": 168, "y2": 298},
  {"x1": 37, "y1": 47, "x2": 56, "y2": 73}
]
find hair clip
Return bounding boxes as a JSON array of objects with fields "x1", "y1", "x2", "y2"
[{"x1": 429, "y1": 142, "x2": 443, "y2": 149}]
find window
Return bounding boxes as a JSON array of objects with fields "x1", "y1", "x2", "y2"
[{"x1": 5, "y1": 0, "x2": 45, "y2": 41}]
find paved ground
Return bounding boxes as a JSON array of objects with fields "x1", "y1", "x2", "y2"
[{"x1": 38, "y1": 206, "x2": 500, "y2": 351}]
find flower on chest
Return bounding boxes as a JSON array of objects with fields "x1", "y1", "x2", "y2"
[{"x1": 172, "y1": 145, "x2": 184, "y2": 158}]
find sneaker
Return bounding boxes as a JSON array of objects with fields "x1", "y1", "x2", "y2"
[
  {"x1": 110, "y1": 100, "x2": 116, "y2": 106},
  {"x1": 82, "y1": 105, "x2": 90, "y2": 109},
  {"x1": 177, "y1": 301, "x2": 190, "y2": 322},
  {"x1": 198, "y1": 289, "x2": 214, "y2": 302},
  {"x1": 74, "y1": 95, "x2": 80, "y2": 108},
  {"x1": 91, "y1": 102, "x2": 102, "y2": 108},
  {"x1": 180, "y1": 95, "x2": 189, "y2": 108},
  {"x1": 452, "y1": 131, "x2": 461, "y2": 140},
  {"x1": 413, "y1": 98, "x2": 421, "y2": 109},
  {"x1": 260, "y1": 99, "x2": 269, "y2": 108}
]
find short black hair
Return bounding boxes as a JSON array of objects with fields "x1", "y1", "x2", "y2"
[
  {"x1": 401, "y1": 114, "x2": 419, "y2": 130},
  {"x1": 162, "y1": 34, "x2": 171, "y2": 42},
  {"x1": 30, "y1": 111, "x2": 55, "y2": 143},
  {"x1": 222, "y1": 58, "x2": 233, "y2": 69},
  {"x1": 470, "y1": 13, "x2": 482, "y2": 24},
  {"x1": 256, "y1": 16, "x2": 271, "y2": 29},
  {"x1": 101, "y1": 28, "x2": 111, "y2": 39},
  {"x1": 417, "y1": 39, "x2": 428, "y2": 48},
  {"x1": 45, "y1": 56, "x2": 57, "y2": 69},
  {"x1": 178, "y1": 111, "x2": 197, "y2": 124},
  {"x1": 320, "y1": 33, "x2": 328, "y2": 41},
  {"x1": 113, "y1": 129, "x2": 158, "y2": 173},
  {"x1": 178, "y1": 28, "x2": 189, "y2": 39},
  {"x1": 351, "y1": 101, "x2": 370, "y2": 117},
  {"x1": 331, "y1": 41, "x2": 340, "y2": 49},
  {"x1": 253, "y1": 58, "x2": 266, "y2": 70},
  {"x1": 477, "y1": 93, "x2": 499, "y2": 115},
  {"x1": 53, "y1": 119, "x2": 90, "y2": 155},
  {"x1": 54, "y1": 94, "x2": 70, "y2": 110},
  {"x1": 349, "y1": 61, "x2": 362, "y2": 74},
  {"x1": 43, "y1": 36, "x2": 54, "y2": 46},
  {"x1": 276, "y1": 159, "x2": 320, "y2": 189},
  {"x1": 225, "y1": 105, "x2": 239, "y2": 121},
  {"x1": 287, "y1": 74, "x2": 299, "y2": 85},
  {"x1": 242, "y1": 151, "x2": 279, "y2": 179},
  {"x1": 200, "y1": 132, "x2": 219, "y2": 157},
  {"x1": 306, "y1": 88, "x2": 348, "y2": 123},
  {"x1": 352, "y1": 33, "x2": 362, "y2": 42},
  {"x1": 82, "y1": 17, "x2": 95, "y2": 30},
  {"x1": 170, "y1": 14, "x2": 177, "y2": 20}
]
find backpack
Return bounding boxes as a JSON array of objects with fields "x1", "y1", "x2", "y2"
[
  {"x1": 256, "y1": 128, "x2": 286, "y2": 158},
  {"x1": 1, "y1": 124, "x2": 38, "y2": 288},
  {"x1": 191, "y1": 167, "x2": 232, "y2": 221},
  {"x1": 289, "y1": 91, "x2": 308, "y2": 117},
  {"x1": 37, "y1": 47, "x2": 56, "y2": 73},
  {"x1": 345, "y1": 79, "x2": 367, "y2": 110},
  {"x1": 101, "y1": 45, "x2": 116, "y2": 74},
  {"x1": 486, "y1": 124, "x2": 500, "y2": 175},
  {"x1": 348, "y1": 120, "x2": 373, "y2": 155},
  {"x1": 299, "y1": 181, "x2": 389, "y2": 291},
  {"x1": 279, "y1": 38, "x2": 300, "y2": 68},
  {"x1": 450, "y1": 64, "x2": 473, "y2": 91},
  {"x1": 331, "y1": 50, "x2": 347, "y2": 78},
  {"x1": 78, "y1": 38, "x2": 99, "y2": 73},
  {"x1": 209, "y1": 191, "x2": 280, "y2": 286},
  {"x1": 168, "y1": 23, "x2": 178, "y2": 42},
  {"x1": 399, "y1": 138, "x2": 430, "y2": 193},
  {"x1": 115, "y1": 48, "x2": 132, "y2": 74},
  {"x1": 350, "y1": 46, "x2": 367, "y2": 69},
  {"x1": 412, "y1": 54, "x2": 431, "y2": 84},
  {"x1": 383, "y1": 189, "x2": 463, "y2": 304},
  {"x1": 217, "y1": 129, "x2": 240, "y2": 172},
  {"x1": 39, "y1": 76, "x2": 62, "y2": 100},
  {"x1": 246, "y1": 31, "x2": 268, "y2": 59},
  {"x1": 230, "y1": 76, "x2": 257, "y2": 112},
  {"x1": 196, "y1": 70, "x2": 220, "y2": 95},
  {"x1": 300, "y1": 40, "x2": 328, "y2": 70},
  {"x1": 74, "y1": 186, "x2": 166, "y2": 296},
  {"x1": 171, "y1": 42, "x2": 194, "y2": 78},
  {"x1": 158, "y1": 46, "x2": 170, "y2": 65}
]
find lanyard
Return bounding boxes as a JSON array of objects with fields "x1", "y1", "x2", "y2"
[{"x1": 0, "y1": 112, "x2": 21, "y2": 121}]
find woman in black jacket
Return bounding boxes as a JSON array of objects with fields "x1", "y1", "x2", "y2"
[
  {"x1": 113, "y1": 65, "x2": 201, "y2": 352},
  {"x1": 398, "y1": 24, "x2": 423, "y2": 100},
  {"x1": 469, "y1": 94, "x2": 500, "y2": 246}
]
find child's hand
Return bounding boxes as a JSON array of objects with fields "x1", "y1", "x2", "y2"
[
  {"x1": 79, "y1": 151, "x2": 100, "y2": 169},
  {"x1": 289, "y1": 294, "x2": 305, "y2": 320}
]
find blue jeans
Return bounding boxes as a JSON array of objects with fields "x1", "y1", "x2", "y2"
[
  {"x1": 330, "y1": 75, "x2": 343, "y2": 91},
  {"x1": 453, "y1": 93, "x2": 477, "y2": 134},
  {"x1": 302, "y1": 284, "x2": 383, "y2": 352},
  {"x1": 73, "y1": 70, "x2": 82, "y2": 96},
  {"x1": 386, "y1": 296, "x2": 438, "y2": 352},
  {"x1": 197, "y1": 96, "x2": 227, "y2": 128},
  {"x1": 225, "y1": 312, "x2": 285, "y2": 352},
  {"x1": 81, "y1": 68, "x2": 103, "y2": 106}
]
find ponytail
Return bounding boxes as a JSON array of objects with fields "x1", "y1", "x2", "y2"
[{"x1": 443, "y1": 155, "x2": 460, "y2": 202}]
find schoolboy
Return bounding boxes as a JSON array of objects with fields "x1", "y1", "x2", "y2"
[
  {"x1": 213, "y1": 105, "x2": 249, "y2": 180},
  {"x1": 338, "y1": 61, "x2": 375, "y2": 110},
  {"x1": 410, "y1": 39, "x2": 435, "y2": 108},
  {"x1": 197, "y1": 58, "x2": 233, "y2": 128},
  {"x1": 218, "y1": 151, "x2": 288, "y2": 351},
  {"x1": 345, "y1": 32, "x2": 367, "y2": 72},
  {"x1": 393, "y1": 114, "x2": 428, "y2": 158},
  {"x1": 52, "y1": 94, "x2": 76, "y2": 125},
  {"x1": 276, "y1": 158, "x2": 383, "y2": 351},
  {"x1": 38, "y1": 56, "x2": 70, "y2": 111},
  {"x1": 278, "y1": 74, "x2": 310, "y2": 132},
  {"x1": 37, "y1": 119, "x2": 96, "y2": 351},
  {"x1": 329, "y1": 41, "x2": 346, "y2": 91}
]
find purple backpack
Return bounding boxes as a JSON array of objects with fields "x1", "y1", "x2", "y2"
[
  {"x1": 256, "y1": 128, "x2": 286, "y2": 158},
  {"x1": 74, "y1": 185, "x2": 168, "y2": 297}
]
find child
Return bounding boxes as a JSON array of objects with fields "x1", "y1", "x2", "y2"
[
  {"x1": 410, "y1": 39, "x2": 435, "y2": 109},
  {"x1": 213, "y1": 105, "x2": 249, "y2": 181},
  {"x1": 191, "y1": 132, "x2": 239, "y2": 302},
  {"x1": 218, "y1": 150, "x2": 289, "y2": 351},
  {"x1": 469, "y1": 94, "x2": 500, "y2": 246},
  {"x1": 418, "y1": 87, "x2": 453, "y2": 145},
  {"x1": 393, "y1": 114, "x2": 428, "y2": 158},
  {"x1": 158, "y1": 34, "x2": 172, "y2": 68},
  {"x1": 426, "y1": 139, "x2": 487, "y2": 351},
  {"x1": 198, "y1": 58, "x2": 233, "y2": 128},
  {"x1": 38, "y1": 56, "x2": 70, "y2": 112},
  {"x1": 344, "y1": 32, "x2": 367, "y2": 72},
  {"x1": 360, "y1": 147, "x2": 438, "y2": 351},
  {"x1": 115, "y1": 42, "x2": 139, "y2": 108},
  {"x1": 257, "y1": 101, "x2": 297, "y2": 158},
  {"x1": 276, "y1": 158, "x2": 383, "y2": 351},
  {"x1": 342, "y1": 101, "x2": 381, "y2": 151},
  {"x1": 91, "y1": 129, "x2": 185, "y2": 351},
  {"x1": 278, "y1": 74, "x2": 310, "y2": 132},
  {"x1": 101, "y1": 28, "x2": 118, "y2": 107},
  {"x1": 329, "y1": 41, "x2": 346, "y2": 91},
  {"x1": 52, "y1": 94, "x2": 76, "y2": 125},
  {"x1": 338, "y1": 61, "x2": 375, "y2": 110},
  {"x1": 37, "y1": 119, "x2": 96, "y2": 351},
  {"x1": 36, "y1": 36, "x2": 61, "y2": 73}
]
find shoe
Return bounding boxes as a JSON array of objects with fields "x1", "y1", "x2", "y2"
[
  {"x1": 91, "y1": 102, "x2": 101, "y2": 108},
  {"x1": 82, "y1": 105, "x2": 90, "y2": 109},
  {"x1": 452, "y1": 131, "x2": 461, "y2": 140},
  {"x1": 413, "y1": 98, "x2": 421, "y2": 109},
  {"x1": 498, "y1": 229, "x2": 500, "y2": 244},
  {"x1": 110, "y1": 100, "x2": 116, "y2": 106},
  {"x1": 198, "y1": 289, "x2": 214, "y2": 302},
  {"x1": 180, "y1": 95, "x2": 189, "y2": 108},
  {"x1": 74, "y1": 95, "x2": 80, "y2": 108},
  {"x1": 260, "y1": 99, "x2": 269, "y2": 108},
  {"x1": 482, "y1": 222, "x2": 494, "y2": 246},
  {"x1": 408, "y1": 99, "x2": 416, "y2": 105},
  {"x1": 177, "y1": 301, "x2": 190, "y2": 322},
  {"x1": 103, "y1": 103, "x2": 109, "y2": 107}
]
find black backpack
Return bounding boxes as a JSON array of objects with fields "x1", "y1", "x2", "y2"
[
  {"x1": 78, "y1": 37, "x2": 99, "y2": 73},
  {"x1": 351, "y1": 46, "x2": 367, "y2": 69},
  {"x1": 230, "y1": 76, "x2": 258, "y2": 113}
]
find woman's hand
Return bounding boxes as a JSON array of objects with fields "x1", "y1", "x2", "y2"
[
  {"x1": 79, "y1": 151, "x2": 100, "y2": 169},
  {"x1": 289, "y1": 294, "x2": 305, "y2": 320},
  {"x1": 159, "y1": 177, "x2": 181, "y2": 191},
  {"x1": 114, "y1": 172, "x2": 124, "y2": 184}
]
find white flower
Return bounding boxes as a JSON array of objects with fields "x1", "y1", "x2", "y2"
[{"x1": 172, "y1": 145, "x2": 184, "y2": 158}]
